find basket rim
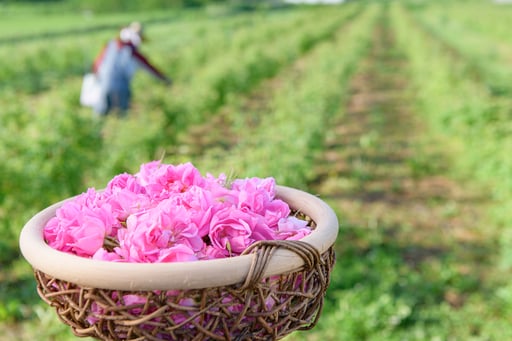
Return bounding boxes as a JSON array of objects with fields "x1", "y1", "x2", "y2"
[{"x1": 19, "y1": 185, "x2": 338, "y2": 290}]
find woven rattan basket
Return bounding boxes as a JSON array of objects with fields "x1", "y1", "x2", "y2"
[{"x1": 19, "y1": 185, "x2": 338, "y2": 341}]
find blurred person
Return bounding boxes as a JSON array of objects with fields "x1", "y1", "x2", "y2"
[{"x1": 89, "y1": 22, "x2": 171, "y2": 116}]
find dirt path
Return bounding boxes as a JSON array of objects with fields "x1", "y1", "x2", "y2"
[{"x1": 310, "y1": 11, "x2": 496, "y2": 310}]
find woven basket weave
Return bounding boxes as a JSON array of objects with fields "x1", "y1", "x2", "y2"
[{"x1": 20, "y1": 186, "x2": 338, "y2": 341}]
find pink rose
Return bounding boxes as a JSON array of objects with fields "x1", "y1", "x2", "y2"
[
  {"x1": 133, "y1": 160, "x2": 162, "y2": 186},
  {"x1": 67, "y1": 206, "x2": 115, "y2": 256},
  {"x1": 114, "y1": 199, "x2": 204, "y2": 263},
  {"x1": 44, "y1": 189, "x2": 115, "y2": 257},
  {"x1": 104, "y1": 188, "x2": 151, "y2": 224},
  {"x1": 229, "y1": 177, "x2": 290, "y2": 229},
  {"x1": 105, "y1": 173, "x2": 145, "y2": 195},
  {"x1": 222, "y1": 177, "x2": 275, "y2": 214},
  {"x1": 153, "y1": 198, "x2": 204, "y2": 252},
  {"x1": 209, "y1": 207, "x2": 260, "y2": 256},
  {"x1": 235, "y1": 185, "x2": 270, "y2": 214},
  {"x1": 44, "y1": 201, "x2": 82, "y2": 251},
  {"x1": 177, "y1": 185, "x2": 217, "y2": 237},
  {"x1": 231, "y1": 177, "x2": 276, "y2": 198},
  {"x1": 114, "y1": 214, "x2": 164, "y2": 262},
  {"x1": 75, "y1": 187, "x2": 104, "y2": 208},
  {"x1": 136, "y1": 161, "x2": 205, "y2": 200},
  {"x1": 275, "y1": 216, "x2": 311, "y2": 240},
  {"x1": 262, "y1": 199, "x2": 291, "y2": 228}
]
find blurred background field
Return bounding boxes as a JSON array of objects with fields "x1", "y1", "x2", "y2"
[{"x1": 2, "y1": 0, "x2": 512, "y2": 340}]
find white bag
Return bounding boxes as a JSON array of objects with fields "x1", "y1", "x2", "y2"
[{"x1": 80, "y1": 73, "x2": 104, "y2": 108}]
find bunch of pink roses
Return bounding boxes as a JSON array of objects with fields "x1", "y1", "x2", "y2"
[{"x1": 44, "y1": 161, "x2": 312, "y2": 262}]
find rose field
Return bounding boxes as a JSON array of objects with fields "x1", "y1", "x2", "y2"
[{"x1": 2, "y1": 0, "x2": 512, "y2": 340}]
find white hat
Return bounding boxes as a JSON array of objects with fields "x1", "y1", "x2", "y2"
[{"x1": 120, "y1": 22, "x2": 144, "y2": 46}]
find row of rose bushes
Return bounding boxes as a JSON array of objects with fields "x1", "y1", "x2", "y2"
[
  {"x1": 146, "y1": 4, "x2": 362, "y2": 130},
  {"x1": 186, "y1": 4, "x2": 378, "y2": 190},
  {"x1": 157, "y1": 8, "x2": 328, "y2": 81},
  {"x1": 202, "y1": 5, "x2": 378, "y2": 340},
  {"x1": 410, "y1": 3, "x2": 512, "y2": 99},
  {"x1": 393, "y1": 3, "x2": 512, "y2": 206},
  {"x1": 391, "y1": 5, "x2": 512, "y2": 338},
  {"x1": 410, "y1": 1, "x2": 512, "y2": 45},
  {"x1": 94, "y1": 4, "x2": 363, "y2": 177}
]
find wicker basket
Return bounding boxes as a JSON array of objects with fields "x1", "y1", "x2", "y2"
[{"x1": 19, "y1": 186, "x2": 338, "y2": 341}]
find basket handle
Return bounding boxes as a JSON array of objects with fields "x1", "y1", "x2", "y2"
[{"x1": 240, "y1": 240, "x2": 325, "y2": 290}]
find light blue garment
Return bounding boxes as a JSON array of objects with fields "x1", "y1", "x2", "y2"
[{"x1": 94, "y1": 40, "x2": 140, "y2": 115}]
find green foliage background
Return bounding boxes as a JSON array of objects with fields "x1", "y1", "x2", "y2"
[{"x1": 2, "y1": 0, "x2": 512, "y2": 340}]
